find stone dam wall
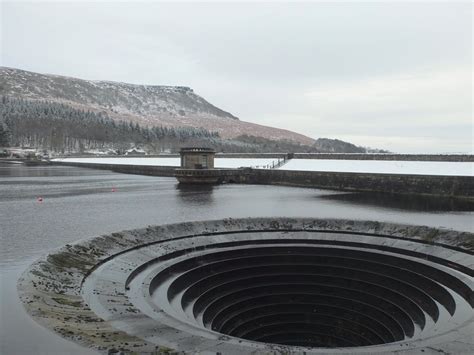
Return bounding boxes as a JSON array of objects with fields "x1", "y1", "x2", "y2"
[
  {"x1": 249, "y1": 169, "x2": 474, "y2": 199},
  {"x1": 52, "y1": 161, "x2": 474, "y2": 199},
  {"x1": 50, "y1": 161, "x2": 177, "y2": 177}
]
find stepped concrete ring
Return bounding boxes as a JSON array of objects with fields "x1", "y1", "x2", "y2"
[{"x1": 18, "y1": 218, "x2": 473, "y2": 354}]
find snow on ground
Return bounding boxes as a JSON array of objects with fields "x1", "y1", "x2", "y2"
[
  {"x1": 280, "y1": 159, "x2": 473, "y2": 176},
  {"x1": 52, "y1": 157, "x2": 280, "y2": 168}
]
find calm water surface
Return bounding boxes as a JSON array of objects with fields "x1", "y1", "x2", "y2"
[{"x1": 1, "y1": 164, "x2": 472, "y2": 354}]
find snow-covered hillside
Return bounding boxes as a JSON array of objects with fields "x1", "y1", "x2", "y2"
[
  {"x1": 0, "y1": 67, "x2": 236, "y2": 120},
  {"x1": 0, "y1": 67, "x2": 315, "y2": 145}
]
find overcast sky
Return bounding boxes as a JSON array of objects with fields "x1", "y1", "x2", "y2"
[{"x1": 2, "y1": 1, "x2": 472, "y2": 153}]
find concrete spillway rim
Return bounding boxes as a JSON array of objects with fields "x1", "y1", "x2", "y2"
[{"x1": 17, "y1": 217, "x2": 474, "y2": 354}]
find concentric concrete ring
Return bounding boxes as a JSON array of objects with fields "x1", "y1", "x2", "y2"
[{"x1": 18, "y1": 218, "x2": 473, "y2": 354}]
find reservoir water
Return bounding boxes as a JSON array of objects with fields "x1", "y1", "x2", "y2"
[{"x1": 1, "y1": 164, "x2": 473, "y2": 354}]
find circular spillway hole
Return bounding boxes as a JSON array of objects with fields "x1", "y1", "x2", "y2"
[
  {"x1": 147, "y1": 240, "x2": 472, "y2": 349},
  {"x1": 24, "y1": 219, "x2": 472, "y2": 354}
]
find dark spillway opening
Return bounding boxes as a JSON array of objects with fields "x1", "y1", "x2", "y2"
[{"x1": 149, "y1": 241, "x2": 470, "y2": 348}]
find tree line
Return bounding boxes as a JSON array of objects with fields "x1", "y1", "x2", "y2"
[
  {"x1": 0, "y1": 96, "x2": 220, "y2": 153},
  {"x1": 0, "y1": 96, "x2": 373, "y2": 154}
]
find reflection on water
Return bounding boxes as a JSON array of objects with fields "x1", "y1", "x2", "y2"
[
  {"x1": 176, "y1": 184, "x2": 215, "y2": 205},
  {"x1": 320, "y1": 192, "x2": 474, "y2": 212}
]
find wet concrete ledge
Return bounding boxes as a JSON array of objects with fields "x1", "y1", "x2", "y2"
[{"x1": 17, "y1": 218, "x2": 474, "y2": 354}]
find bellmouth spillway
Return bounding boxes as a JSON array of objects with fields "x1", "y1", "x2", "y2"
[{"x1": 18, "y1": 218, "x2": 474, "y2": 354}]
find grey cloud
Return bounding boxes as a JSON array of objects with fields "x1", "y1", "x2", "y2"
[{"x1": 2, "y1": 1, "x2": 472, "y2": 153}]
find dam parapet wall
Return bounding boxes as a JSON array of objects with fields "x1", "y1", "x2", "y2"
[
  {"x1": 50, "y1": 161, "x2": 177, "y2": 177},
  {"x1": 248, "y1": 169, "x2": 473, "y2": 199}
]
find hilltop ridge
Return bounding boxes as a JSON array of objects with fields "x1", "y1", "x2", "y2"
[{"x1": 0, "y1": 67, "x2": 315, "y2": 145}]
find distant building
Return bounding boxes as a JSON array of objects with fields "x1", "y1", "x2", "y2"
[
  {"x1": 125, "y1": 148, "x2": 146, "y2": 156},
  {"x1": 180, "y1": 147, "x2": 215, "y2": 169}
]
